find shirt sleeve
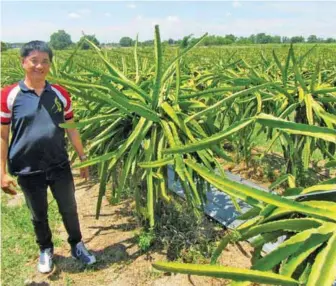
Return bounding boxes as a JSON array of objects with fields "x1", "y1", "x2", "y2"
[
  {"x1": 1, "y1": 86, "x2": 13, "y2": 124},
  {"x1": 51, "y1": 84, "x2": 74, "y2": 120}
]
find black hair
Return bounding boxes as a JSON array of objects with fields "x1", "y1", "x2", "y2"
[{"x1": 20, "y1": 41, "x2": 53, "y2": 62}]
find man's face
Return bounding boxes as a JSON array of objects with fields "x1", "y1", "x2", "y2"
[{"x1": 22, "y1": 51, "x2": 51, "y2": 81}]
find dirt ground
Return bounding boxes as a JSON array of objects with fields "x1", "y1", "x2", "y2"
[{"x1": 22, "y1": 172, "x2": 253, "y2": 286}]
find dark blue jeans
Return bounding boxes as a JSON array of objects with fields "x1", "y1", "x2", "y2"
[{"x1": 18, "y1": 163, "x2": 82, "y2": 251}]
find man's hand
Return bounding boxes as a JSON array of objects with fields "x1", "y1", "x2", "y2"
[
  {"x1": 80, "y1": 166, "x2": 89, "y2": 181},
  {"x1": 1, "y1": 173, "x2": 18, "y2": 195}
]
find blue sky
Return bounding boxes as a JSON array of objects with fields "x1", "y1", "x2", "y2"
[{"x1": 1, "y1": 1, "x2": 336, "y2": 43}]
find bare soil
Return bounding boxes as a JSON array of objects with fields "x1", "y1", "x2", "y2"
[{"x1": 23, "y1": 171, "x2": 253, "y2": 286}]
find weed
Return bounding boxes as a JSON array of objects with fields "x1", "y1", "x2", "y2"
[
  {"x1": 64, "y1": 275, "x2": 74, "y2": 286},
  {"x1": 1, "y1": 191, "x2": 63, "y2": 286},
  {"x1": 137, "y1": 229, "x2": 155, "y2": 252},
  {"x1": 152, "y1": 197, "x2": 225, "y2": 263}
]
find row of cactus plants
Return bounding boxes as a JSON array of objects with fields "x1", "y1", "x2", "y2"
[
  {"x1": 1, "y1": 26, "x2": 335, "y2": 285},
  {"x1": 56, "y1": 27, "x2": 334, "y2": 285}
]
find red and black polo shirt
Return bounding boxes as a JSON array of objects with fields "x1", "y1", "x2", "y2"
[{"x1": 1, "y1": 80, "x2": 74, "y2": 176}]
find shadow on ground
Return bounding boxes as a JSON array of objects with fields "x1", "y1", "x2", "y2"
[
  {"x1": 26, "y1": 237, "x2": 145, "y2": 286},
  {"x1": 25, "y1": 197, "x2": 146, "y2": 285}
]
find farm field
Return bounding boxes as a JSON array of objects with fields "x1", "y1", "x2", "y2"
[{"x1": 1, "y1": 33, "x2": 336, "y2": 286}]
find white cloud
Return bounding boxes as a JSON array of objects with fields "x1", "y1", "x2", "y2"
[
  {"x1": 68, "y1": 12, "x2": 80, "y2": 19},
  {"x1": 127, "y1": 4, "x2": 136, "y2": 9},
  {"x1": 167, "y1": 16, "x2": 180, "y2": 23},
  {"x1": 232, "y1": 1, "x2": 242, "y2": 8},
  {"x1": 226, "y1": 12, "x2": 232, "y2": 17},
  {"x1": 104, "y1": 12, "x2": 111, "y2": 17},
  {"x1": 68, "y1": 8, "x2": 91, "y2": 19}
]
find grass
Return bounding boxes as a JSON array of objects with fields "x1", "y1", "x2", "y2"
[
  {"x1": 143, "y1": 198, "x2": 225, "y2": 263},
  {"x1": 1, "y1": 191, "x2": 63, "y2": 286}
]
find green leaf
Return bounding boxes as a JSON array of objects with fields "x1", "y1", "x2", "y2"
[
  {"x1": 96, "y1": 160, "x2": 109, "y2": 219},
  {"x1": 152, "y1": 262, "x2": 299, "y2": 285},
  {"x1": 60, "y1": 40, "x2": 85, "y2": 72},
  {"x1": 186, "y1": 83, "x2": 272, "y2": 122},
  {"x1": 235, "y1": 206, "x2": 261, "y2": 221},
  {"x1": 302, "y1": 137, "x2": 311, "y2": 170},
  {"x1": 280, "y1": 232, "x2": 330, "y2": 277},
  {"x1": 180, "y1": 86, "x2": 244, "y2": 100},
  {"x1": 76, "y1": 64, "x2": 150, "y2": 102},
  {"x1": 304, "y1": 93, "x2": 314, "y2": 125},
  {"x1": 269, "y1": 174, "x2": 289, "y2": 190},
  {"x1": 314, "y1": 87, "x2": 336, "y2": 94},
  {"x1": 163, "y1": 118, "x2": 254, "y2": 154},
  {"x1": 302, "y1": 184, "x2": 336, "y2": 195},
  {"x1": 241, "y1": 218, "x2": 323, "y2": 240},
  {"x1": 253, "y1": 223, "x2": 335, "y2": 271},
  {"x1": 138, "y1": 157, "x2": 174, "y2": 168},
  {"x1": 307, "y1": 231, "x2": 336, "y2": 286},
  {"x1": 134, "y1": 33, "x2": 139, "y2": 84},
  {"x1": 48, "y1": 76, "x2": 110, "y2": 92},
  {"x1": 152, "y1": 25, "x2": 163, "y2": 109},
  {"x1": 256, "y1": 113, "x2": 336, "y2": 143},
  {"x1": 73, "y1": 151, "x2": 116, "y2": 168},
  {"x1": 290, "y1": 45, "x2": 308, "y2": 93},
  {"x1": 161, "y1": 33, "x2": 208, "y2": 85},
  {"x1": 115, "y1": 123, "x2": 151, "y2": 202},
  {"x1": 147, "y1": 169, "x2": 154, "y2": 228},
  {"x1": 59, "y1": 114, "x2": 122, "y2": 129},
  {"x1": 325, "y1": 160, "x2": 336, "y2": 168},
  {"x1": 211, "y1": 232, "x2": 236, "y2": 265},
  {"x1": 283, "y1": 46, "x2": 291, "y2": 87},
  {"x1": 108, "y1": 118, "x2": 152, "y2": 170},
  {"x1": 272, "y1": 50, "x2": 283, "y2": 75}
]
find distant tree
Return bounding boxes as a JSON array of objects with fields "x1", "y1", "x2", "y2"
[
  {"x1": 271, "y1": 35, "x2": 281, "y2": 43},
  {"x1": 130, "y1": 33, "x2": 335, "y2": 47},
  {"x1": 291, "y1": 36, "x2": 305, "y2": 43},
  {"x1": 49, "y1": 30, "x2": 72, "y2": 50},
  {"x1": 236, "y1": 37, "x2": 252, "y2": 45},
  {"x1": 187, "y1": 37, "x2": 199, "y2": 46},
  {"x1": 1, "y1": 41, "x2": 8, "y2": 52},
  {"x1": 79, "y1": 35, "x2": 100, "y2": 50},
  {"x1": 180, "y1": 34, "x2": 193, "y2": 48},
  {"x1": 256, "y1": 33, "x2": 273, "y2": 44},
  {"x1": 168, "y1": 38, "x2": 175, "y2": 45},
  {"x1": 207, "y1": 36, "x2": 223, "y2": 45},
  {"x1": 325, "y1": 37, "x2": 336, "y2": 43},
  {"x1": 282, "y1": 36, "x2": 291, "y2": 43},
  {"x1": 307, "y1": 35, "x2": 318, "y2": 43},
  {"x1": 119, "y1": 37, "x2": 133, "y2": 47},
  {"x1": 249, "y1": 34, "x2": 256, "y2": 44},
  {"x1": 225, "y1": 34, "x2": 236, "y2": 44},
  {"x1": 142, "y1": 40, "x2": 154, "y2": 46},
  {"x1": 256, "y1": 33, "x2": 267, "y2": 43}
]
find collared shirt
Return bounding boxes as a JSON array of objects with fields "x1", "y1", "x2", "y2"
[{"x1": 1, "y1": 80, "x2": 74, "y2": 176}]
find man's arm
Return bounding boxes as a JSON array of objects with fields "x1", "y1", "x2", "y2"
[
  {"x1": 1, "y1": 124, "x2": 17, "y2": 195},
  {"x1": 65, "y1": 118, "x2": 89, "y2": 180}
]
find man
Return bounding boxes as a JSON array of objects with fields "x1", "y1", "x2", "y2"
[{"x1": 1, "y1": 41, "x2": 96, "y2": 273}]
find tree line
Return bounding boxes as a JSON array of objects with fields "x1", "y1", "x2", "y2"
[
  {"x1": 121, "y1": 33, "x2": 336, "y2": 47},
  {"x1": 1, "y1": 30, "x2": 336, "y2": 51}
]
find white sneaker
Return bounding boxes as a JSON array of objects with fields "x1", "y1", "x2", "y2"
[
  {"x1": 37, "y1": 248, "x2": 53, "y2": 273},
  {"x1": 71, "y1": 241, "x2": 96, "y2": 265}
]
